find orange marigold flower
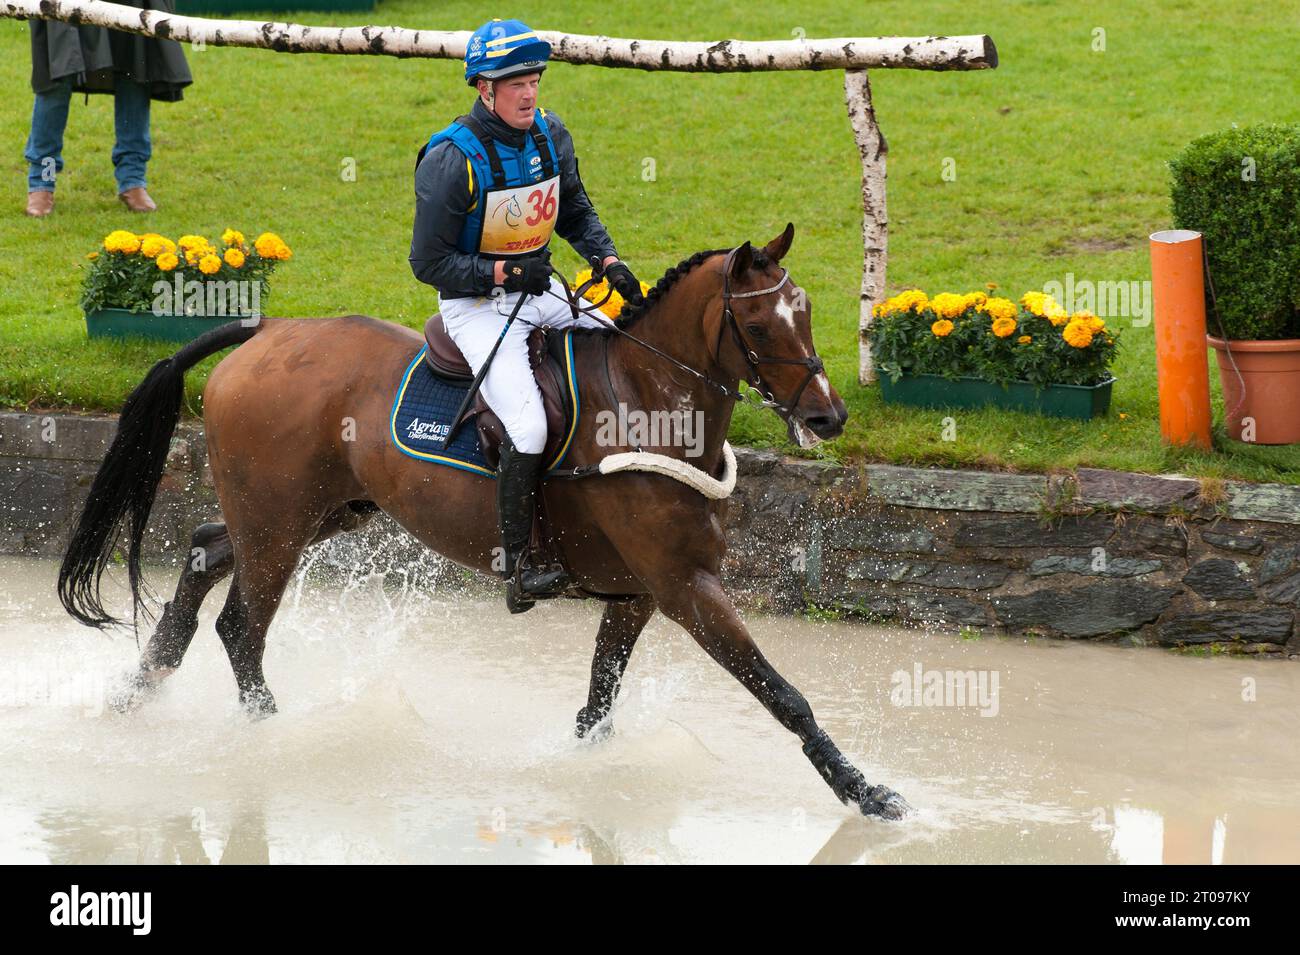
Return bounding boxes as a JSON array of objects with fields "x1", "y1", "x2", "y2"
[
  {"x1": 992, "y1": 316, "x2": 1018, "y2": 338},
  {"x1": 1063, "y1": 319, "x2": 1095, "y2": 348}
]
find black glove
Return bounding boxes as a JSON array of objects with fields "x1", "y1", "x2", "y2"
[
  {"x1": 501, "y1": 252, "x2": 552, "y2": 295},
  {"x1": 604, "y1": 260, "x2": 644, "y2": 304}
]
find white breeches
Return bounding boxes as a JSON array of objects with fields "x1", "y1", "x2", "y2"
[{"x1": 438, "y1": 276, "x2": 609, "y2": 454}]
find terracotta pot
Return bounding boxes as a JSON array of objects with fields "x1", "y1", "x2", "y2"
[{"x1": 1206, "y1": 335, "x2": 1300, "y2": 444}]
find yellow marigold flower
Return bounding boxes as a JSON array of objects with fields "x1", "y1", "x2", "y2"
[
  {"x1": 1063, "y1": 319, "x2": 1095, "y2": 348},
  {"x1": 992, "y1": 316, "x2": 1018, "y2": 338},
  {"x1": 199, "y1": 253, "x2": 222, "y2": 275},
  {"x1": 888, "y1": 289, "x2": 929, "y2": 314},
  {"x1": 931, "y1": 319, "x2": 955, "y2": 337},
  {"x1": 1072, "y1": 310, "x2": 1105, "y2": 331},
  {"x1": 1045, "y1": 303, "x2": 1070, "y2": 326},
  {"x1": 224, "y1": 247, "x2": 246, "y2": 268},
  {"x1": 177, "y1": 234, "x2": 208, "y2": 251},
  {"x1": 140, "y1": 235, "x2": 176, "y2": 259},
  {"x1": 930, "y1": 293, "x2": 969, "y2": 319},
  {"x1": 1022, "y1": 291, "x2": 1069, "y2": 321},
  {"x1": 1119, "y1": 412, "x2": 1128, "y2": 419},
  {"x1": 221, "y1": 228, "x2": 246, "y2": 248},
  {"x1": 103, "y1": 230, "x2": 141, "y2": 254},
  {"x1": 156, "y1": 252, "x2": 179, "y2": 271},
  {"x1": 962, "y1": 291, "x2": 988, "y2": 309},
  {"x1": 979, "y1": 297, "x2": 1018, "y2": 323},
  {"x1": 86, "y1": 252, "x2": 99, "y2": 260},
  {"x1": 1017, "y1": 334, "x2": 1032, "y2": 344},
  {"x1": 255, "y1": 232, "x2": 292, "y2": 259}
]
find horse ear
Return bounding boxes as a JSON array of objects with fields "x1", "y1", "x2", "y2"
[
  {"x1": 729, "y1": 241, "x2": 753, "y2": 279},
  {"x1": 764, "y1": 222, "x2": 795, "y2": 262}
]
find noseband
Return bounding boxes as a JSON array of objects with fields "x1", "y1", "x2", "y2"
[{"x1": 717, "y1": 246, "x2": 825, "y2": 416}]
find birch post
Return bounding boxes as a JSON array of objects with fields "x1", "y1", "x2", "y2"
[
  {"x1": 844, "y1": 70, "x2": 889, "y2": 385},
  {"x1": 2, "y1": 0, "x2": 997, "y2": 387}
]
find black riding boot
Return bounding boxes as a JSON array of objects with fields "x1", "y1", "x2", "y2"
[{"x1": 496, "y1": 437, "x2": 571, "y2": 613}]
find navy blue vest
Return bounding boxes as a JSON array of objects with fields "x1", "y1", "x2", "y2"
[{"x1": 419, "y1": 109, "x2": 560, "y2": 258}]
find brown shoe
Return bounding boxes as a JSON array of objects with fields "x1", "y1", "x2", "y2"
[
  {"x1": 118, "y1": 186, "x2": 157, "y2": 213},
  {"x1": 25, "y1": 190, "x2": 54, "y2": 217}
]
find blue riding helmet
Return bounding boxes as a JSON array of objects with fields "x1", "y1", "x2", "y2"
[{"x1": 464, "y1": 18, "x2": 552, "y2": 87}]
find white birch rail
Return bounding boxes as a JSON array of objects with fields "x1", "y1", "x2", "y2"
[{"x1": 3, "y1": 0, "x2": 998, "y2": 383}]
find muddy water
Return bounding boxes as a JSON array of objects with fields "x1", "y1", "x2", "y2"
[{"x1": 0, "y1": 554, "x2": 1295, "y2": 864}]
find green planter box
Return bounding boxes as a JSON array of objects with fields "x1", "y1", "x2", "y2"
[
  {"x1": 174, "y1": 0, "x2": 374, "y2": 12},
  {"x1": 85, "y1": 308, "x2": 247, "y2": 344},
  {"x1": 878, "y1": 372, "x2": 1116, "y2": 420}
]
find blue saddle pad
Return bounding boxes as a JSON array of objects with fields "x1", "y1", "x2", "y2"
[{"x1": 389, "y1": 338, "x2": 581, "y2": 478}]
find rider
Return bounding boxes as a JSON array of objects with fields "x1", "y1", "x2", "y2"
[{"x1": 410, "y1": 17, "x2": 644, "y2": 609}]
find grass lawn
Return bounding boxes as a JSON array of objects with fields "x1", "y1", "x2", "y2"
[{"x1": 2, "y1": 0, "x2": 1298, "y2": 484}]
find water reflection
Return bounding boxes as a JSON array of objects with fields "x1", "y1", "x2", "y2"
[{"x1": 2, "y1": 555, "x2": 1296, "y2": 865}]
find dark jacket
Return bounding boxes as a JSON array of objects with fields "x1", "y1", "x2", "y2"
[
  {"x1": 29, "y1": 0, "x2": 192, "y2": 102},
  {"x1": 410, "y1": 98, "x2": 618, "y2": 300}
]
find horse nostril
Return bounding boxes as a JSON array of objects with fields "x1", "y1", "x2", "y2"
[{"x1": 804, "y1": 414, "x2": 843, "y2": 438}]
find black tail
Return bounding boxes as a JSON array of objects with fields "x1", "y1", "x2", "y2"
[{"x1": 58, "y1": 322, "x2": 260, "y2": 629}]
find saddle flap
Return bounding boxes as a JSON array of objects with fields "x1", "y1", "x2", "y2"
[{"x1": 473, "y1": 329, "x2": 573, "y2": 471}]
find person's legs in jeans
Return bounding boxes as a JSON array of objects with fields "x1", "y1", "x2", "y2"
[
  {"x1": 112, "y1": 74, "x2": 151, "y2": 193},
  {"x1": 24, "y1": 76, "x2": 73, "y2": 193}
]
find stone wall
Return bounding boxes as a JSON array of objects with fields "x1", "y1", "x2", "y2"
[{"x1": 3, "y1": 411, "x2": 1298, "y2": 656}]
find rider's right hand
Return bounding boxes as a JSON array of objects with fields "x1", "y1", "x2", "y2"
[{"x1": 501, "y1": 252, "x2": 552, "y2": 296}]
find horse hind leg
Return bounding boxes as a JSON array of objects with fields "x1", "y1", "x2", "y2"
[
  {"x1": 576, "y1": 594, "x2": 656, "y2": 741},
  {"x1": 112, "y1": 503, "x2": 373, "y2": 715},
  {"x1": 110, "y1": 521, "x2": 235, "y2": 712},
  {"x1": 214, "y1": 503, "x2": 361, "y2": 717}
]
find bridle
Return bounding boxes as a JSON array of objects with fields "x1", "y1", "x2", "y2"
[
  {"x1": 544, "y1": 248, "x2": 826, "y2": 418},
  {"x1": 716, "y1": 246, "x2": 825, "y2": 416}
]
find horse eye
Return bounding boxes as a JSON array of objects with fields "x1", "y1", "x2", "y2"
[{"x1": 745, "y1": 323, "x2": 767, "y2": 338}]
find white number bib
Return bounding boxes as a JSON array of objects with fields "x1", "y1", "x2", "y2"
[{"x1": 479, "y1": 175, "x2": 560, "y2": 257}]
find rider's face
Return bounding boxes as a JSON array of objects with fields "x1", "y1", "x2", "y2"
[{"x1": 481, "y1": 74, "x2": 541, "y2": 129}]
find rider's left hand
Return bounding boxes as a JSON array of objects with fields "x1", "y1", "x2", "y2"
[{"x1": 604, "y1": 260, "x2": 644, "y2": 305}]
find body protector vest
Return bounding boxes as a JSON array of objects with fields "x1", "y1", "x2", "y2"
[{"x1": 418, "y1": 109, "x2": 560, "y2": 259}]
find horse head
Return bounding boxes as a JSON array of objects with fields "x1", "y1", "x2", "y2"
[{"x1": 709, "y1": 223, "x2": 848, "y2": 448}]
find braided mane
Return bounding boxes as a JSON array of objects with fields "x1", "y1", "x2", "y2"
[{"x1": 607, "y1": 245, "x2": 772, "y2": 330}]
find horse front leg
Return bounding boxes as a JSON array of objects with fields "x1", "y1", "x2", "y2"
[
  {"x1": 657, "y1": 570, "x2": 911, "y2": 820},
  {"x1": 576, "y1": 594, "x2": 656, "y2": 740}
]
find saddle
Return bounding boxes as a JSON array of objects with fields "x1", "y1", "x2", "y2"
[{"x1": 422, "y1": 314, "x2": 574, "y2": 471}]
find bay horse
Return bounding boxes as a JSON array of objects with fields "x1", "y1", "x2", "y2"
[{"x1": 58, "y1": 224, "x2": 911, "y2": 820}]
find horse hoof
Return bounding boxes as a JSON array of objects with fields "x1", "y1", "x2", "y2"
[
  {"x1": 575, "y1": 707, "x2": 612, "y2": 742},
  {"x1": 240, "y1": 686, "x2": 278, "y2": 720},
  {"x1": 859, "y1": 785, "x2": 913, "y2": 821},
  {"x1": 106, "y1": 670, "x2": 160, "y2": 714}
]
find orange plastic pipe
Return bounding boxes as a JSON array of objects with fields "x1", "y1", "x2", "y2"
[{"x1": 1150, "y1": 230, "x2": 1212, "y2": 451}]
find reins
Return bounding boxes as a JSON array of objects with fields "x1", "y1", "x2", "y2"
[{"x1": 544, "y1": 249, "x2": 824, "y2": 414}]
